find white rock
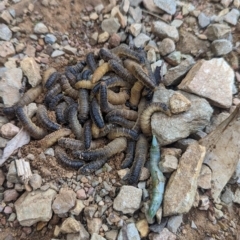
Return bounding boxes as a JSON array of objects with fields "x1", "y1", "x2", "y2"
[
  {"x1": 34, "y1": 22, "x2": 48, "y2": 34},
  {"x1": 129, "y1": 23, "x2": 142, "y2": 37}
]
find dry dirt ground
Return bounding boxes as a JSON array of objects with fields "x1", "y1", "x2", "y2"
[{"x1": 1, "y1": 0, "x2": 240, "y2": 239}]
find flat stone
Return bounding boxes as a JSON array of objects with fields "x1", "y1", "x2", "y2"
[
  {"x1": 163, "y1": 142, "x2": 206, "y2": 216},
  {"x1": 135, "y1": 219, "x2": 149, "y2": 238},
  {"x1": 167, "y1": 215, "x2": 183, "y2": 233},
  {"x1": 205, "y1": 24, "x2": 232, "y2": 41},
  {"x1": 224, "y1": 9, "x2": 239, "y2": 25},
  {"x1": 52, "y1": 188, "x2": 76, "y2": 214},
  {"x1": 163, "y1": 56, "x2": 195, "y2": 86},
  {"x1": 129, "y1": 6, "x2": 142, "y2": 23},
  {"x1": 15, "y1": 189, "x2": 57, "y2": 226},
  {"x1": 87, "y1": 218, "x2": 102, "y2": 235},
  {"x1": 152, "y1": 21, "x2": 179, "y2": 42},
  {"x1": 90, "y1": 32, "x2": 98, "y2": 46},
  {"x1": 70, "y1": 199, "x2": 85, "y2": 215},
  {"x1": 90, "y1": 12, "x2": 99, "y2": 20},
  {"x1": 147, "y1": 49, "x2": 156, "y2": 63},
  {"x1": 0, "y1": 41, "x2": 15, "y2": 63},
  {"x1": 91, "y1": 233, "x2": 106, "y2": 240},
  {"x1": 152, "y1": 86, "x2": 213, "y2": 146},
  {"x1": 51, "y1": 50, "x2": 65, "y2": 58},
  {"x1": 0, "y1": 24, "x2": 12, "y2": 41},
  {"x1": 44, "y1": 34, "x2": 57, "y2": 44},
  {"x1": 109, "y1": 33, "x2": 121, "y2": 47},
  {"x1": 211, "y1": 39, "x2": 233, "y2": 56},
  {"x1": 233, "y1": 188, "x2": 240, "y2": 204},
  {"x1": 153, "y1": 0, "x2": 176, "y2": 15},
  {"x1": 169, "y1": 92, "x2": 191, "y2": 114},
  {"x1": 25, "y1": 44, "x2": 35, "y2": 58},
  {"x1": 0, "y1": 10, "x2": 13, "y2": 25},
  {"x1": 158, "y1": 38, "x2": 175, "y2": 56},
  {"x1": 20, "y1": 57, "x2": 41, "y2": 87},
  {"x1": 206, "y1": 112, "x2": 230, "y2": 134},
  {"x1": 198, "y1": 12, "x2": 211, "y2": 28},
  {"x1": 105, "y1": 230, "x2": 118, "y2": 240},
  {"x1": 63, "y1": 45, "x2": 77, "y2": 55},
  {"x1": 60, "y1": 217, "x2": 81, "y2": 234},
  {"x1": 7, "y1": 161, "x2": 21, "y2": 183},
  {"x1": 1, "y1": 123, "x2": 20, "y2": 139},
  {"x1": 197, "y1": 165, "x2": 212, "y2": 189},
  {"x1": 118, "y1": 223, "x2": 140, "y2": 240},
  {"x1": 113, "y1": 185, "x2": 142, "y2": 214},
  {"x1": 221, "y1": 187, "x2": 234, "y2": 204},
  {"x1": 0, "y1": 67, "x2": 22, "y2": 106},
  {"x1": 34, "y1": 22, "x2": 48, "y2": 34},
  {"x1": 165, "y1": 51, "x2": 181, "y2": 66},
  {"x1": 4, "y1": 189, "x2": 19, "y2": 202},
  {"x1": 159, "y1": 155, "x2": 178, "y2": 173},
  {"x1": 133, "y1": 33, "x2": 150, "y2": 48},
  {"x1": 98, "y1": 32, "x2": 110, "y2": 43},
  {"x1": 143, "y1": 0, "x2": 162, "y2": 14},
  {"x1": 101, "y1": 18, "x2": 120, "y2": 35},
  {"x1": 149, "y1": 228, "x2": 176, "y2": 240},
  {"x1": 129, "y1": 23, "x2": 142, "y2": 37},
  {"x1": 178, "y1": 58, "x2": 234, "y2": 108},
  {"x1": 29, "y1": 174, "x2": 42, "y2": 190},
  {"x1": 171, "y1": 19, "x2": 183, "y2": 28}
]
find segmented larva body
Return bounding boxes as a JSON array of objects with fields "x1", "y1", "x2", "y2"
[
  {"x1": 90, "y1": 97, "x2": 105, "y2": 129},
  {"x1": 108, "y1": 59, "x2": 136, "y2": 85},
  {"x1": 15, "y1": 106, "x2": 48, "y2": 140},
  {"x1": 73, "y1": 137, "x2": 127, "y2": 161},
  {"x1": 86, "y1": 52, "x2": 98, "y2": 72},
  {"x1": 128, "y1": 134, "x2": 148, "y2": 185},
  {"x1": 107, "y1": 115, "x2": 135, "y2": 129},
  {"x1": 91, "y1": 122, "x2": 100, "y2": 139},
  {"x1": 79, "y1": 158, "x2": 108, "y2": 175},
  {"x1": 67, "y1": 104, "x2": 83, "y2": 140},
  {"x1": 129, "y1": 81, "x2": 144, "y2": 108},
  {"x1": 83, "y1": 120, "x2": 92, "y2": 149},
  {"x1": 107, "y1": 89, "x2": 130, "y2": 105},
  {"x1": 78, "y1": 89, "x2": 90, "y2": 124},
  {"x1": 99, "y1": 82, "x2": 112, "y2": 113},
  {"x1": 49, "y1": 93, "x2": 64, "y2": 111},
  {"x1": 75, "y1": 80, "x2": 95, "y2": 89},
  {"x1": 56, "y1": 102, "x2": 68, "y2": 124},
  {"x1": 99, "y1": 48, "x2": 122, "y2": 63},
  {"x1": 121, "y1": 140, "x2": 136, "y2": 169},
  {"x1": 91, "y1": 62, "x2": 111, "y2": 83},
  {"x1": 45, "y1": 72, "x2": 60, "y2": 89},
  {"x1": 38, "y1": 128, "x2": 72, "y2": 149},
  {"x1": 107, "y1": 128, "x2": 139, "y2": 141},
  {"x1": 55, "y1": 146, "x2": 85, "y2": 169},
  {"x1": 98, "y1": 123, "x2": 117, "y2": 138},
  {"x1": 60, "y1": 75, "x2": 79, "y2": 99},
  {"x1": 66, "y1": 62, "x2": 85, "y2": 76},
  {"x1": 105, "y1": 109, "x2": 138, "y2": 121},
  {"x1": 58, "y1": 137, "x2": 107, "y2": 150},
  {"x1": 37, "y1": 105, "x2": 61, "y2": 131},
  {"x1": 45, "y1": 83, "x2": 62, "y2": 106},
  {"x1": 140, "y1": 102, "x2": 171, "y2": 136},
  {"x1": 81, "y1": 69, "x2": 92, "y2": 80},
  {"x1": 65, "y1": 70, "x2": 77, "y2": 86}
]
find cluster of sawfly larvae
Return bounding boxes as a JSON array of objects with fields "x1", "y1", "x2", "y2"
[{"x1": 3, "y1": 44, "x2": 171, "y2": 186}]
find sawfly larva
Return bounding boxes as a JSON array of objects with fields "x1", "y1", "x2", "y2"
[
  {"x1": 121, "y1": 140, "x2": 136, "y2": 169},
  {"x1": 78, "y1": 89, "x2": 90, "y2": 124},
  {"x1": 105, "y1": 109, "x2": 138, "y2": 121},
  {"x1": 83, "y1": 120, "x2": 92, "y2": 149},
  {"x1": 49, "y1": 93, "x2": 64, "y2": 111},
  {"x1": 60, "y1": 75, "x2": 79, "y2": 99},
  {"x1": 140, "y1": 102, "x2": 171, "y2": 136},
  {"x1": 81, "y1": 69, "x2": 93, "y2": 80},
  {"x1": 45, "y1": 72, "x2": 60, "y2": 89},
  {"x1": 66, "y1": 62, "x2": 85, "y2": 76},
  {"x1": 111, "y1": 44, "x2": 145, "y2": 64},
  {"x1": 38, "y1": 128, "x2": 72, "y2": 149},
  {"x1": 73, "y1": 137, "x2": 127, "y2": 161},
  {"x1": 15, "y1": 106, "x2": 47, "y2": 140},
  {"x1": 91, "y1": 62, "x2": 111, "y2": 83},
  {"x1": 78, "y1": 158, "x2": 108, "y2": 175},
  {"x1": 98, "y1": 123, "x2": 117, "y2": 138},
  {"x1": 58, "y1": 137, "x2": 107, "y2": 150},
  {"x1": 67, "y1": 104, "x2": 83, "y2": 140},
  {"x1": 107, "y1": 115, "x2": 135, "y2": 129},
  {"x1": 128, "y1": 134, "x2": 148, "y2": 185},
  {"x1": 107, "y1": 128, "x2": 139, "y2": 141},
  {"x1": 56, "y1": 102, "x2": 68, "y2": 124},
  {"x1": 99, "y1": 48, "x2": 122, "y2": 63},
  {"x1": 90, "y1": 97, "x2": 105, "y2": 129},
  {"x1": 91, "y1": 121, "x2": 100, "y2": 139},
  {"x1": 108, "y1": 59, "x2": 136, "y2": 85},
  {"x1": 45, "y1": 83, "x2": 62, "y2": 106},
  {"x1": 75, "y1": 80, "x2": 95, "y2": 89},
  {"x1": 132, "y1": 98, "x2": 147, "y2": 132},
  {"x1": 129, "y1": 81, "x2": 144, "y2": 108},
  {"x1": 99, "y1": 82, "x2": 112, "y2": 113},
  {"x1": 86, "y1": 52, "x2": 97, "y2": 72},
  {"x1": 37, "y1": 105, "x2": 61, "y2": 131},
  {"x1": 63, "y1": 96, "x2": 75, "y2": 105},
  {"x1": 55, "y1": 146, "x2": 85, "y2": 169},
  {"x1": 65, "y1": 70, "x2": 77, "y2": 86},
  {"x1": 147, "y1": 135, "x2": 165, "y2": 219},
  {"x1": 107, "y1": 89, "x2": 130, "y2": 105}
]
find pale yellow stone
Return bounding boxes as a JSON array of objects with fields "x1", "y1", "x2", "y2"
[
  {"x1": 169, "y1": 92, "x2": 191, "y2": 114},
  {"x1": 136, "y1": 219, "x2": 149, "y2": 238}
]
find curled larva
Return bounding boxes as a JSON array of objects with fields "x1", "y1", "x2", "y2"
[
  {"x1": 107, "y1": 115, "x2": 135, "y2": 129},
  {"x1": 55, "y1": 146, "x2": 85, "y2": 169},
  {"x1": 99, "y1": 82, "x2": 112, "y2": 113},
  {"x1": 108, "y1": 59, "x2": 136, "y2": 85},
  {"x1": 56, "y1": 102, "x2": 68, "y2": 124},
  {"x1": 38, "y1": 128, "x2": 72, "y2": 149},
  {"x1": 128, "y1": 134, "x2": 148, "y2": 185},
  {"x1": 98, "y1": 123, "x2": 117, "y2": 138},
  {"x1": 99, "y1": 48, "x2": 122, "y2": 63},
  {"x1": 15, "y1": 106, "x2": 47, "y2": 140},
  {"x1": 107, "y1": 89, "x2": 130, "y2": 105},
  {"x1": 63, "y1": 96, "x2": 75, "y2": 105},
  {"x1": 129, "y1": 81, "x2": 144, "y2": 108},
  {"x1": 121, "y1": 140, "x2": 136, "y2": 169},
  {"x1": 67, "y1": 104, "x2": 83, "y2": 140},
  {"x1": 65, "y1": 70, "x2": 77, "y2": 86},
  {"x1": 45, "y1": 72, "x2": 60, "y2": 89},
  {"x1": 78, "y1": 89, "x2": 90, "y2": 124},
  {"x1": 79, "y1": 158, "x2": 108, "y2": 175},
  {"x1": 91, "y1": 121, "x2": 100, "y2": 139},
  {"x1": 75, "y1": 80, "x2": 95, "y2": 89},
  {"x1": 81, "y1": 69, "x2": 93, "y2": 80},
  {"x1": 45, "y1": 83, "x2": 62, "y2": 106},
  {"x1": 2, "y1": 106, "x2": 16, "y2": 118},
  {"x1": 37, "y1": 105, "x2": 61, "y2": 131},
  {"x1": 111, "y1": 44, "x2": 145, "y2": 64},
  {"x1": 90, "y1": 97, "x2": 105, "y2": 129},
  {"x1": 66, "y1": 62, "x2": 85, "y2": 76},
  {"x1": 105, "y1": 109, "x2": 138, "y2": 121},
  {"x1": 124, "y1": 59, "x2": 156, "y2": 90},
  {"x1": 86, "y1": 52, "x2": 98, "y2": 72},
  {"x1": 83, "y1": 120, "x2": 92, "y2": 149},
  {"x1": 91, "y1": 62, "x2": 111, "y2": 83},
  {"x1": 58, "y1": 137, "x2": 107, "y2": 150},
  {"x1": 60, "y1": 75, "x2": 79, "y2": 99},
  {"x1": 73, "y1": 137, "x2": 127, "y2": 161},
  {"x1": 132, "y1": 98, "x2": 147, "y2": 132},
  {"x1": 140, "y1": 102, "x2": 171, "y2": 136},
  {"x1": 49, "y1": 93, "x2": 64, "y2": 111},
  {"x1": 107, "y1": 128, "x2": 139, "y2": 141}
]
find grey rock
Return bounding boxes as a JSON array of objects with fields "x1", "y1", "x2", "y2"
[
  {"x1": 152, "y1": 86, "x2": 213, "y2": 146},
  {"x1": 0, "y1": 10, "x2": 13, "y2": 24},
  {"x1": 167, "y1": 215, "x2": 183, "y2": 233},
  {"x1": 198, "y1": 12, "x2": 210, "y2": 28},
  {"x1": 0, "y1": 116, "x2": 8, "y2": 128},
  {"x1": 197, "y1": 165, "x2": 212, "y2": 189},
  {"x1": 158, "y1": 38, "x2": 175, "y2": 56},
  {"x1": 0, "y1": 41, "x2": 15, "y2": 63},
  {"x1": 0, "y1": 23, "x2": 12, "y2": 41},
  {"x1": 153, "y1": 0, "x2": 176, "y2": 15},
  {"x1": 205, "y1": 24, "x2": 232, "y2": 41},
  {"x1": 165, "y1": 51, "x2": 181, "y2": 66},
  {"x1": 44, "y1": 34, "x2": 57, "y2": 44},
  {"x1": 133, "y1": 33, "x2": 150, "y2": 48},
  {"x1": 152, "y1": 21, "x2": 179, "y2": 42},
  {"x1": 233, "y1": 188, "x2": 240, "y2": 204},
  {"x1": 143, "y1": 0, "x2": 162, "y2": 14},
  {"x1": 191, "y1": 221, "x2": 197, "y2": 229},
  {"x1": 0, "y1": 68, "x2": 22, "y2": 106},
  {"x1": 129, "y1": 6, "x2": 142, "y2": 23},
  {"x1": 51, "y1": 50, "x2": 65, "y2": 58},
  {"x1": 105, "y1": 230, "x2": 118, "y2": 240},
  {"x1": 15, "y1": 189, "x2": 57, "y2": 226},
  {"x1": 130, "y1": 0, "x2": 142, "y2": 7},
  {"x1": 211, "y1": 39, "x2": 232, "y2": 56},
  {"x1": 4, "y1": 189, "x2": 19, "y2": 202},
  {"x1": 171, "y1": 19, "x2": 183, "y2": 28},
  {"x1": 0, "y1": 169, "x2": 5, "y2": 186},
  {"x1": 163, "y1": 56, "x2": 195, "y2": 86},
  {"x1": 224, "y1": 9, "x2": 239, "y2": 25},
  {"x1": 113, "y1": 185, "x2": 142, "y2": 214},
  {"x1": 8, "y1": 213, "x2": 16, "y2": 222},
  {"x1": 175, "y1": 138, "x2": 197, "y2": 152},
  {"x1": 7, "y1": 161, "x2": 21, "y2": 183},
  {"x1": 206, "y1": 112, "x2": 230, "y2": 134},
  {"x1": 117, "y1": 223, "x2": 140, "y2": 240},
  {"x1": 221, "y1": 187, "x2": 234, "y2": 204},
  {"x1": 63, "y1": 45, "x2": 77, "y2": 55},
  {"x1": 91, "y1": 233, "x2": 106, "y2": 240},
  {"x1": 34, "y1": 22, "x2": 48, "y2": 34},
  {"x1": 159, "y1": 155, "x2": 178, "y2": 173},
  {"x1": 29, "y1": 174, "x2": 42, "y2": 190},
  {"x1": 101, "y1": 18, "x2": 120, "y2": 35}
]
